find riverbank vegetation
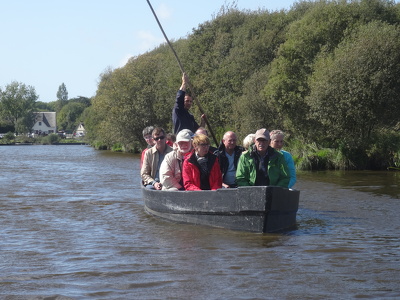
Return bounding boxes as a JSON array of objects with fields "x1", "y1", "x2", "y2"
[
  {"x1": 1, "y1": 0, "x2": 399, "y2": 170},
  {"x1": 0, "y1": 132, "x2": 87, "y2": 145}
]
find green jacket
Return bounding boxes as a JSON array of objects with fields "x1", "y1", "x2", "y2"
[{"x1": 236, "y1": 146, "x2": 290, "y2": 188}]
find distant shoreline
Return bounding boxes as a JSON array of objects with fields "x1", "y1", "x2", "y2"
[{"x1": 0, "y1": 143, "x2": 88, "y2": 146}]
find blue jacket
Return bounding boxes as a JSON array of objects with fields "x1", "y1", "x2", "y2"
[{"x1": 281, "y1": 150, "x2": 296, "y2": 188}]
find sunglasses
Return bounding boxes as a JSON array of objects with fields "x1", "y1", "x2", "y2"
[{"x1": 154, "y1": 136, "x2": 165, "y2": 141}]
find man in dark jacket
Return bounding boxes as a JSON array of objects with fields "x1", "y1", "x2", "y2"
[
  {"x1": 172, "y1": 73, "x2": 205, "y2": 134},
  {"x1": 215, "y1": 131, "x2": 244, "y2": 188}
]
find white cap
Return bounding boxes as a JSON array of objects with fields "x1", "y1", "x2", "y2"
[{"x1": 176, "y1": 129, "x2": 193, "y2": 142}]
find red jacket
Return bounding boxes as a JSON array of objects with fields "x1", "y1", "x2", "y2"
[{"x1": 182, "y1": 151, "x2": 222, "y2": 191}]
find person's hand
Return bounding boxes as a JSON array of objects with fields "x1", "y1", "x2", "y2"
[
  {"x1": 222, "y1": 183, "x2": 230, "y2": 188},
  {"x1": 182, "y1": 73, "x2": 188, "y2": 84},
  {"x1": 154, "y1": 182, "x2": 162, "y2": 190}
]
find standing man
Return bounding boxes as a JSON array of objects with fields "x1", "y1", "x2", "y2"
[
  {"x1": 236, "y1": 128, "x2": 290, "y2": 188},
  {"x1": 141, "y1": 127, "x2": 173, "y2": 190},
  {"x1": 215, "y1": 131, "x2": 244, "y2": 188},
  {"x1": 172, "y1": 73, "x2": 205, "y2": 134}
]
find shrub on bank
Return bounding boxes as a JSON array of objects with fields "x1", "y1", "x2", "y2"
[
  {"x1": 41, "y1": 134, "x2": 60, "y2": 145},
  {"x1": 111, "y1": 143, "x2": 123, "y2": 152},
  {"x1": 92, "y1": 140, "x2": 108, "y2": 150}
]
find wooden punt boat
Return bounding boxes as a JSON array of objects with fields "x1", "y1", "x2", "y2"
[{"x1": 142, "y1": 186, "x2": 300, "y2": 233}]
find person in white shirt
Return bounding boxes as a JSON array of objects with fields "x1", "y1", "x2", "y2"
[{"x1": 160, "y1": 129, "x2": 193, "y2": 191}]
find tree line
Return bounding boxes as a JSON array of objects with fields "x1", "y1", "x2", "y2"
[
  {"x1": 2, "y1": 0, "x2": 399, "y2": 170},
  {"x1": 85, "y1": 0, "x2": 399, "y2": 170},
  {"x1": 0, "y1": 82, "x2": 91, "y2": 135}
]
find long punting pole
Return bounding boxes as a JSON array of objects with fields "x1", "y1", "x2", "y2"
[{"x1": 145, "y1": 0, "x2": 219, "y2": 146}]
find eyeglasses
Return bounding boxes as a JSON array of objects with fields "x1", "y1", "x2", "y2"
[
  {"x1": 198, "y1": 144, "x2": 210, "y2": 147},
  {"x1": 154, "y1": 136, "x2": 165, "y2": 141}
]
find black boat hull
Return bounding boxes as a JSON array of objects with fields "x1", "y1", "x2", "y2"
[{"x1": 142, "y1": 186, "x2": 299, "y2": 233}]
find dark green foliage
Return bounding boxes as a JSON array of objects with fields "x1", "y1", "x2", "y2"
[
  {"x1": 41, "y1": 133, "x2": 60, "y2": 145},
  {"x1": 308, "y1": 21, "x2": 400, "y2": 153},
  {"x1": 0, "y1": 81, "x2": 38, "y2": 135},
  {"x1": 57, "y1": 102, "x2": 87, "y2": 131},
  {"x1": 4, "y1": 131, "x2": 15, "y2": 141},
  {"x1": 264, "y1": 0, "x2": 399, "y2": 137},
  {"x1": 35, "y1": 101, "x2": 53, "y2": 112}
]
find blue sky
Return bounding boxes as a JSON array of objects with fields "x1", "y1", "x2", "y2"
[{"x1": 0, "y1": 1, "x2": 309, "y2": 102}]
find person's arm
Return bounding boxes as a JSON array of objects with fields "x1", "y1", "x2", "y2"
[
  {"x1": 140, "y1": 149, "x2": 155, "y2": 185},
  {"x1": 180, "y1": 73, "x2": 188, "y2": 92},
  {"x1": 199, "y1": 114, "x2": 206, "y2": 128},
  {"x1": 236, "y1": 154, "x2": 251, "y2": 186},
  {"x1": 283, "y1": 151, "x2": 296, "y2": 188},
  {"x1": 174, "y1": 74, "x2": 187, "y2": 114},
  {"x1": 276, "y1": 155, "x2": 290, "y2": 188}
]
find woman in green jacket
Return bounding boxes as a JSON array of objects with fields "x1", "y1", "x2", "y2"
[{"x1": 236, "y1": 128, "x2": 290, "y2": 188}]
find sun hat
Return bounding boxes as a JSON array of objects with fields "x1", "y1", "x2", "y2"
[
  {"x1": 254, "y1": 128, "x2": 270, "y2": 141},
  {"x1": 176, "y1": 129, "x2": 193, "y2": 143}
]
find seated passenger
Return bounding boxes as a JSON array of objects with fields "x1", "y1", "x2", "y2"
[
  {"x1": 236, "y1": 128, "x2": 290, "y2": 188},
  {"x1": 166, "y1": 132, "x2": 176, "y2": 147},
  {"x1": 195, "y1": 127, "x2": 217, "y2": 153},
  {"x1": 182, "y1": 134, "x2": 222, "y2": 191},
  {"x1": 270, "y1": 130, "x2": 297, "y2": 189},
  {"x1": 140, "y1": 126, "x2": 155, "y2": 168},
  {"x1": 242, "y1": 133, "x2": 255, "y2": 151},
  {"x1": 160, "y1": 129, "x2": 193, "y2": 191},
  {"x1": 215, "y1": 131, "x2": 244, "y2": 188},
  {"x1": 141, "y1": 127, "x2": 173, "y2": 190}
]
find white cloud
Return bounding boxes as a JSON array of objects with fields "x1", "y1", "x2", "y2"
[{"x1": 156, "y1": 3, "x2": 172, "y2": 20}]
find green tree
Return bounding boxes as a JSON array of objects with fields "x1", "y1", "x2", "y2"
[
  {"x1": 263, "y1": 0, "x2": 399, "y2": 138},
  {"x1": 307, "y1": 21, "x2": 400, "y2": 156},
  {"x1": 35, "y1": 101, "x2": 53, "y2": 112},
  {"x1": 57, "y1": 102, "x2": 87, "y2": 131},
  {"x1": 55, "y1": 83, "x2": 68, "y2": 112},
  {"x1": 0, "y1": 81, "x2": 38, "y2": 134}
]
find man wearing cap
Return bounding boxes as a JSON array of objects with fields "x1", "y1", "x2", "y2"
[
  {"x1": 160, "y1": 129, "x2": 193, "y2": 190},
  {"x1": 236, "y1": 128, "x2": 290, "y2": 188},
  {"x1": 141, "y1": 127, "x2": 173, "y2": 190},
  {"x1": 172, "y1": 73, "x2": 206, "y2": 134}
]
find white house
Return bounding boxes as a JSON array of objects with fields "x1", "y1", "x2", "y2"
[
  {"x1": 75, "y1": 122, "x2": 86, "y2": 136},
  {"x1": 32, "y1": 112, "x2": 57, "y2": 135}
]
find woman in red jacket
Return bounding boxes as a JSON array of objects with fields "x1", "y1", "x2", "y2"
[{"x1": 182, "y1": 134, "x2": 222, "y2": 191}]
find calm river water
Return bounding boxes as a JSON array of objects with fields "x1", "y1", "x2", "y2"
[{"x1": 0, "y1": 145, "x2": 399, "y2": 299}]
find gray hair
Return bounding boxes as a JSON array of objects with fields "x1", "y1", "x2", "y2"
[
  {"x1": 142, "y1": 126, "x2": 154, "y2": 137},
  {"x1": 270, "y1": 130, "x2": 285, "y2": 141},
  {"x1": 242, "y1": 134, "x2": 255, "y2": 150}
]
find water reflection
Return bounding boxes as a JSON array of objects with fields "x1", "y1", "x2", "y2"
[{"x1": 298, "y1": 170, "x2": 399, "y2": 199}]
